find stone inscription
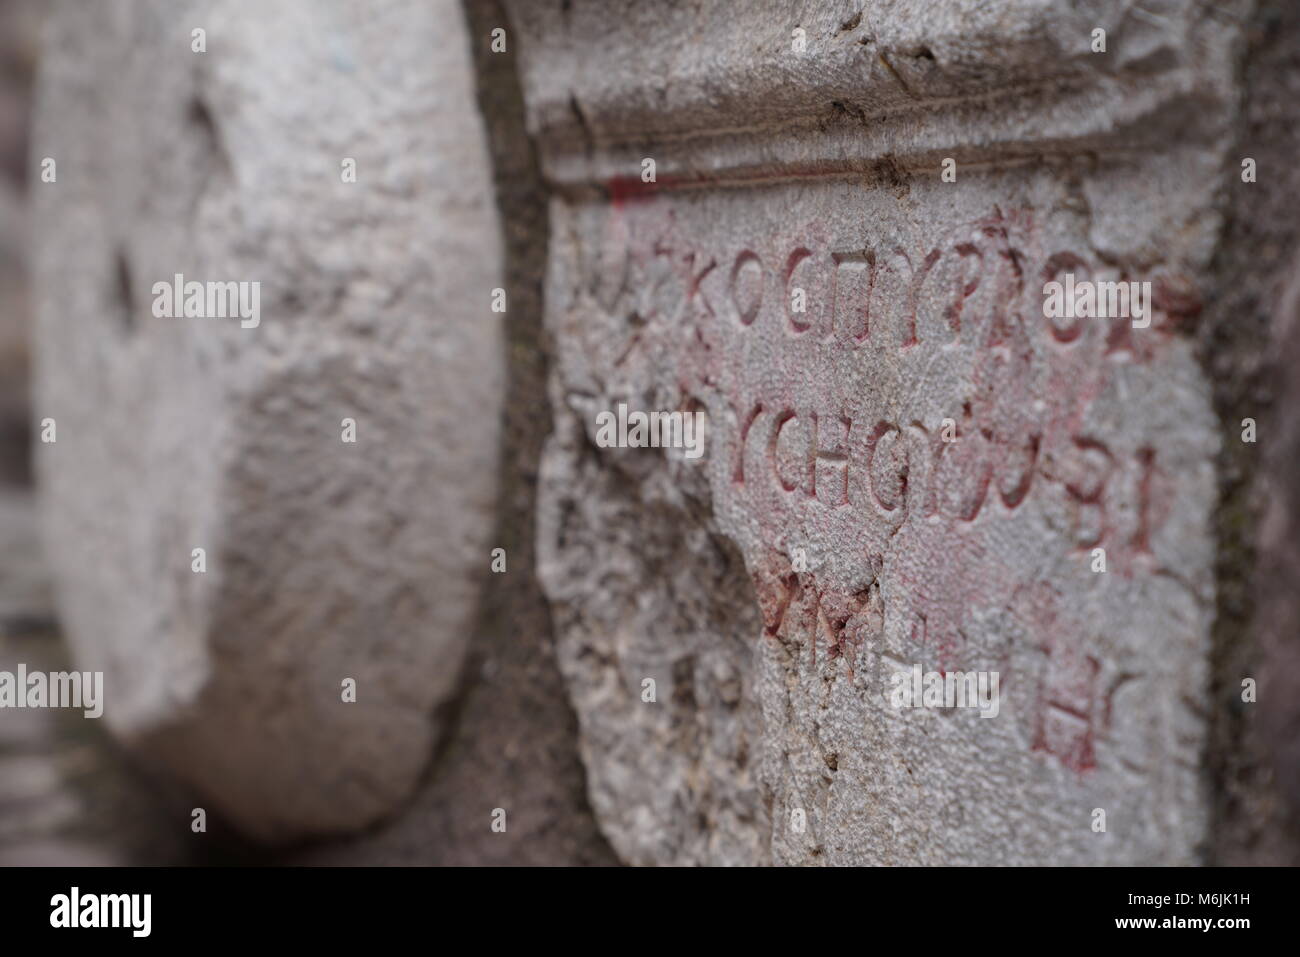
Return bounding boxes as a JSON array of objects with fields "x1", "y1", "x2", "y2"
[{"x1": 555, "y1": 179, "x2": 1214, "y2": 784}]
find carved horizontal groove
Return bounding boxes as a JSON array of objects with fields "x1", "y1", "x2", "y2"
[
  {"x1": 547, "y1": 74, "x2": 1090, "y2": 153},
  {"x1": 536, "y1": 68, "x2": 1230, "y2": 194},
  {"x1": 548, "y1": 147, "x2": 1157, "y2": 203},
  {"x1": 508, "y1": 0, "x2": 1242, "y2": 195}
]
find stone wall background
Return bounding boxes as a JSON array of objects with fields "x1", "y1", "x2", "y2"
[
  {"x1": 1201, "y1": 0, "x2": 1300, "y2": 866},
  {"x1": 0, "y1": 0, "x2": 1296, "y2": 866}
]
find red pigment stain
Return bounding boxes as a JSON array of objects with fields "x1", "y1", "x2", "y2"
[{"x1": 1012, "y1": 583, "x2": 1102, "y2": 773}]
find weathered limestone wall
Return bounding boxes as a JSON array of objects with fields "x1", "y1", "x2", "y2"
[
  {"x1": 31, "y1": 0, "x2": 504, "y2": 842},
  {"x1": 510, "y1": 0, "x2": 1246, "y2": 864}
]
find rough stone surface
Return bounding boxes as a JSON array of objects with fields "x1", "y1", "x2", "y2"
[
  {"x1": 1255, "y1": 259, "x2": 1300, "y2": 846},
  {"x1": 287, "y1": 0, "x2": 617, "y2": 866},
  {"x1": 0, "y1": 0, "x2": 39, "y2": 487},
  {"x1": 1205, "y1": 0, "x2": 1300, "y2": 864},
  {"x1": 31, "y1": 0, "x2": 504, "y2": 842},
  {"x1": 515, "y1": 0, "x2": 1241, "y2": 864}
]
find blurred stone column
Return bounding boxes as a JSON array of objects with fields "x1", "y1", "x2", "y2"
[{"x1": 30, "y1": 0, "x2": 504, "y2": 843}]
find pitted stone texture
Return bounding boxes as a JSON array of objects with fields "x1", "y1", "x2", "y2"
[
  {"x1": 539, "y1": 436, "x2": 770, "y2": 865},
  {"x1": 525, "y1": 0, "x2": 1235, "y2": 864},
  {"x1": 510, "y1": 0, "x2": 1243, "y2": 193},
  {"x1": 1256, "y1": 254, "x2": 1300, "y2": 834},
  {"x1": 32, "y1": 0, "x2": 503, "y2": 841}
]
